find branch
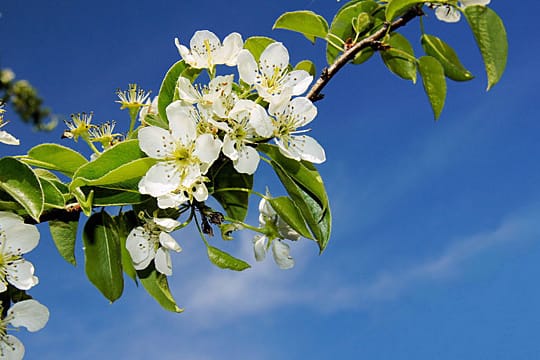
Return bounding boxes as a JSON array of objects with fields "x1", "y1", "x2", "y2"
[
  {"x1": 307, "y1": 6, "x2": 423, "y2": 102},
  {"x1": 24, "y1": 203, "x2": 81, "y2": 225}
]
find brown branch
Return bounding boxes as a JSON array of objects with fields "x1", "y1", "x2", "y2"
[{"x1": 307, "y1": 6, "x2": 424, "y2": 102}]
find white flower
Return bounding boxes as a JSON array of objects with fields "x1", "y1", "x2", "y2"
[
  {"x1": 116, "y1": 84, "x2": 151, "y2": 110},
  {"x1": 237, "y1": 42, "x2": 313, "y2": 113},
  {"x1": 253, "y1": 198, "x2": 300, "y2": 270},
  {"x1": 176, "y1": 75, "x2": 235, "y2": 117},
  {"x1": 0, "y1": 299, "x2": 49, "y2": 360},
  {"x1": 0, "y1": 106, "x2": 19, "y2": 146},
  {"x1": 431, "y1": 0, "x2": 491, "y2": 23},
  {"x1": 270, "y1": 97, "x2": 326, "y2": 164},
  {"x1": 175, "y1": 30, "x2": 243, "y2": 69},
  {"x1": 125, "y1": 217, "x2": 182, "y2": 276},
  {"x1": 139, "y1": 96, "x2": 158, "y2": 123},
  {"x1": 219, "y1": 100, "x2": 273, "y2": 174},
  {"x1": 0, "y1": 212, "x2": 39, "y2": 292},
  {"x1": 138, "y1": 101, "x2": 222, "y2": 208}
]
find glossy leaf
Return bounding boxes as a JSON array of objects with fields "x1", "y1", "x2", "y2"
[
  {"x1": 326, "y1": 0, "x2": 379, "y2": 64},
  {"x1": 464, "y1": 6, "x2": 507, "y2": 90},
  {"x1": 269, "y1": 197, "x2": 313, "y2": 240},
  {"x1": 0, "y1": 157, "x2": 44, "y2": 221},
  {"x1": 207, "y1": 246, "x2": 251, "y2": 271},
  {"x1": 294, "y1": 60, "x2": 316, "y2": 77},
  {"x1": 49, "y1": 217, "x2": 79, "y2": 266},
  {"x1": 273, "y1": 10, "x2": 328, "y2": 43},
  {"x1": 81, "y1": 185, "x2": 148, "y2": 207},
  {"x1": 418, "y1": 56, "x2": 447, "y2": 119},
  {"x1": 83, "y1": 211, "x2": 123, "y2": 302},
  {"x1": 40, "y1": 177, "x2": 65, "y2": 209},
  {"x1": 385, "y1": 0, "x2": 447, "y2": 21},
  {"x1": 381, "y1": 33, "x2": 417, "y2": 83},
  {"x1": 210, "y1": 160, "x2": 253, "y2": 222},
  {"x1": 25, "y1": 143, "x2": 88, "y2": 176},
  {"x1": 421, "y1": 34, "x2": 474, "y2": 81},
  {"x1": 138, "y1": 265, "x2": 183, "y2": 312},
  {"x1": 244, "y1": 36, "x2": 276, "y2": 62}
]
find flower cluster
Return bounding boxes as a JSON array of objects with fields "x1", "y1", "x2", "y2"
[
  {"x1": 0, "y1": 212, "x2": 48, "y2": 359},
  {"x1": 138, "y1": 30, "x2": 326, "y2": 210},
  {"x1": 428, "y1": 0, "x2": 491, "y2": 23}
]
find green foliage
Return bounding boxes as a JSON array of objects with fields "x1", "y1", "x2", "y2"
[
  {"x1": 25, "y1": 143, "x2": 88, "y2": 176},
  {"x1": 138, "y1": 265, "x2": 183, "y2": 313},
  {"x1": 83, "y1": 211, "x2": 124, "y2": 302},
  {"x1": 49, "y1": 218, "x2": 79, "y2": 266},
  {"x1": 418, "y1": 56, "x2": 447, "y2": 120},
  {"x1": 210, "y1": 160, "x2": 253, "y2": 222},
  {"x1": 381, "y1": 33, "x2": 417, "y2": 83},
  {"x1": 207, "y1": 246, "x2": 251, "y2": 271},
  {"x1": 421, "y1": 34, "x2": 474, "y2": 82},
  {"x1": 273, "y1": 10, "x2": 329, "y2": 43},
  {"x1": 269, "y1": 197, "x2": 313, "y2": 239},
  {"x1": 294, "y1": 60, "x2": 317, "y2": 77},
  {"x1": 464, "y1": 6, "x2": 508, "y2": 90},
  {"x1": 243, "y1": 37, "x2": 276, "y2": 61},
  {"x1": 385, "y1": 0, "x2": 448, "y2": 21}
]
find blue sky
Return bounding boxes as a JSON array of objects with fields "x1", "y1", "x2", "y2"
[{"x1": 1, "y1": 0, "x2": 540, "y2": 359}]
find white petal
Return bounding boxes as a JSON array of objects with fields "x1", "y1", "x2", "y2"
[
  {"x1": 175, "y1": 38, "x2": 193, "y2": 63},
  {"x1": 258, "y1": 198, "x2": 276, "y2": 218},
  {"x1": 219, "y1": 32, "x2": 244, "y2": 66},
  {"x1": 267, "y1": 89, "x2": 293, "y2": 115},
  {"x1": 166, "y1": 101, "x2": 198, "y2": 144},
  {"x1": 0, "y1": 335, "x2": 24, "y2": 360},
  {"x1": 153, "y1": 218, "x2": 181, "y2": 232},
  {"x1": 237, "y1": 50, "x2": 258, "y2": 85},
  {"x1": 253, "y1": 235, "x2": 267, "y2": 261},
  {"x1": 159, "y1": 232, "x2": 181, "y2": 252},
  {"x1": 0, "y1": 130, "x2": 20, "y2": 145},
  {"x1": 125, "y1": 227, "x2": 154, "y2": 267},
  {"x1": 6, "y1": 260, "x2": 37, "y2": 291},
  {"x1": 8, "y1": 299, "x2": 49, "y2": 332},
  {"x1": 154, "y1": 247, "x2": 173, "y2": 276},
  {"x1": 157, "y1": 192, "x2": 189, "y2": 209},
  {"x1": 192, "y1": 181, "x2": 209, "y2": 202},
  {"x1": 289, "y1": 135, "x2": 326, "y2": 163},
  {"x1": 138, "y1": 126, "x2": 176, "y2": 159},
  {"x1": 287, "y1": 97, "x2": 317, "y2": 127},
  {"x1": 248, "y1": 103, "x2": 274, "y2": 138},
  {"x1": 2, "y1": 223, "x2": 39, "y2": 254},
  {"x1": 177, "y1": 77, "x2": 201, "y2": 104},
  {"x1": 259, "y1": 42, "x2": 289, "y2": 79},
  {"x1": 0, "y1": 212, "x2": 24, "y2": 229},
  {"x1": 194, "y1": 134, "x2": 222, "y2": 165},
  {"x1": 277, "y1": 217, "x2": 301, "y2": 241},
  {"x1": 271, "y1": 240, "x2": 295, "y2": 269},
  {"x1": 282, "y1": 70, "x2": 313, "y2": 96},
  {"x1": 0, "y1": 281, "x2": 6, "y2": 293},
  {"x1": 461, "y1": 0, "x2": 490, "y2": 6},
  {"x1": 222, "y1": 134, "x2": 239, "y2": 161},
  {"x1": 435, "y1": 6, "x2": 461, "y2": 22},
  {"x1": 234, "y1": 145, "x2": 259, "y2": 174},
  {"x1": 138, "y1": 162, "x2": 181, "y2": 197}
]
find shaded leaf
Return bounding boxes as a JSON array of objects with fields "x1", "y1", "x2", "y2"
[
  {"x1": 381, "y1": 33, "x2": 417, "y2": 83},
  {"x1": 114, "y1": 211, "x2": 138, "y2": 283},
  {"x1": 269, "y1": 197, "x2": 313, "y2": 240},
  {"x1": 210, "y1": 160, "x2": 253, "y2": 222},
  {"x1": 49, "y1": 216, "x2": 80, "y2": 266}
]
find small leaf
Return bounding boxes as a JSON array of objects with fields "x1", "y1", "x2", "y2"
[
  {"x1": 381, "y1": 33, "x2": 417, "y2": 83},
  {"x1": 83, "y1": 211, "x2": 123, "y2": 302},
  {"x1": 418, "y1": 56, "x2": 447, "y2": 119},
  {"x1": 385, "y1": 0, "x2": 446, "y2": 21},
  {"x1": 25, "y1": 143, "x2": 88, "y2": 176},
  {"x1": 421, "y1": 34, "x2": 474, "y2": 81},
  {"x1": 352, "y1": 47, "x2": 374, "y2": 65},
  {"x1": 294, "y1": 60, "x2": 316, "y2": 77},
  {"x1": 138, "y1": 265, "x2": 183, "y2": 312},
  {"x1": 49, "y1": 216, "x2": 80, "y2": 266},
  {"x1": 244, "y1": 37, "x2": 276, "y2": 62},
  {"x1": 0, "y1": 157, "x2": 44, "y2": 221},
  {"x1": 273, "y1": 10, "x2": 328, "y2": 43},
  {"x1": 464, "y1": 5, "x2": 507, "y2": 90},
  {"x1": 269, "y1": 197, "x2": 313, "y2": 239},
  {"x1": 210, "y1": 160, "x2": 253, "y2": 222},
  {"x1": 207, "y1": 246, "x2": 251, "y2": 271}
]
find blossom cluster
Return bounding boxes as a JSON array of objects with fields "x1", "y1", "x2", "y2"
[
  {"x1": 428, "y1": 0, "x2": 491, "y2": 23},
  {"x1": 0, "y1": 212, "x2": 49, "y2": 359}
]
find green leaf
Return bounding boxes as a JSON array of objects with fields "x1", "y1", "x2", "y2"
[
  {"x1": 138, "y1": 265, "x2": 183, "y2": 312},
  {"x1": 40, "y1": 177, "x2": 65, "y2": 209},
  {"x1": 273, "y1": 10, "x2": 328, "y2": 43},
  {"x1": 269, "y1": 197, "x2": 313, "y2": 239},
  {"x1": 210, "y1": 160, "x2": 253, "y2": 222},
  {"x1": 326, "y1": 0, "x2": 379, "y2": 64},
  {"x1": 113, "y1": 211, "x2": 138, "y2": 283},
  {"x1": 421, "y1": 34, "x2": 474, "y2": 81},
  {"x1": 157, "y1": 60, "x2": 201, "y2": 125},
  {"x1": 49, "y1": 216, "x2": 79, "y2": 266},
  {"x1": 81, "y1": 185, "x2": 148, "y2": 207},
  {"x1": 352, "y1": 47, "x2": 374, "y2": 65},
  {"x1": 83, "y1": 211, "x2": 123, "y2": 302},
  {"x1": 385, "y1": 0, "x2": 446, "y2": 21},
  {"x1": 243, "y1": 37, "x2": 276, "y2": 62},
  {"x1": 207, "y1": 246, "x2": 251, "y2": 271},
  {"x1": 0, "y1": 157, "x2": 44, "y2": 221},
  {"x1": 25, "y1": 143, "x2": 88, "y2": 176},
  {"x1": 294, "y1": 60, "x2": 316, "y2": 77},
  {"x1": 381, "y1": 33, "x2": 417, "y2": 83},
  {"x1": 143, "y1": 113, "x2": 168, "y2": 130},
  {"x1": 464, "y1": 6, "x2": 507, "y2": 90},
  {"x1": 418, "y1": 56, "x2": 447, "y2": 120}
]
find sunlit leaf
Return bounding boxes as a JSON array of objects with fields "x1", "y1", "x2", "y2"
[
  {"x1": 421, "y1": 34, "x2": 474, "y2": 81},
  {"x1": 418, "y1": 56, "x2": 447, "y2": 119},
  {"x1": 207, "y1": 246, "x2": 251, "y2": 271},
  {"x1": 25, "y1": 143, "x2": 88, "y2": 176},
  {"x1": 381, "y1": 33, "x2": 417, "y2": 83},
  {"x1": 244, "y1": 36, "x2": 276, "y2": 62},
  {"x1": 273, "y1": 10, "x2": 328, "y2": 43}
]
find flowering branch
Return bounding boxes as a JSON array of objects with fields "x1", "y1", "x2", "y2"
[{"x1": 307, "y1": 6, "x2": 423, "y2": 102}]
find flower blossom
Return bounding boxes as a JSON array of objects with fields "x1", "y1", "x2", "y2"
[
  {"x1": 0, "y1": 106, "x2": 19, "y2": 146},
  {"x1": 175, "y1": 30, "x2": 243, "y2": 70},
  {"x1": 430, "y1": 0, "x2": 491, "y2": 23},
  {"x1": 176, "y1": 75, "x2": 236, "y2": 118},
  {"x1": 270, "y1": 97, "x2": 326, "y2": 164},
  {"x1": 237, "y1": 42, "x2": 313, "y2": 113},
  {"x1": 138, "y1": 100, "x2": 222, "y2": 209},
  {"x1": 126, "y1": 217, "x2": 182, "y2": 276},
  {"x1": 253, "y1": 197, "x2": 300, "y2": 269},
  {"x1": 0, "y1": 212, "x2": 40, "y2": 292},
  {"x1": 0, "y1": 299, "x2": 49, "y2": 360}
]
